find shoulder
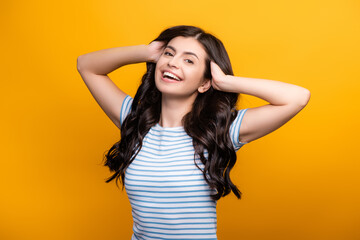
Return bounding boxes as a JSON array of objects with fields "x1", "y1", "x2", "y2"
[
  {"x1": 229, "y1": 108, "x2": 249, "y2": 150},
  {"x1": 120, "y1": 95, "x2": 134, "y2": 126}
]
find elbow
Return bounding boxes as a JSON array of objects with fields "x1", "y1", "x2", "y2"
[
  {"x1": 77, "y1": 56, "x2": 82, "y2": 72},
  {"x1": 77, "y1": 55, "x2": 85, "y2": 72},
  {"x1": 297, "y1": 88, "x2": 311, "y2": 107}
]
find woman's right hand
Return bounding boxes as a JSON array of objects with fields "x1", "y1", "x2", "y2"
[{"x1": 147, "y1": 41, "x2": 166, "y2": 63}]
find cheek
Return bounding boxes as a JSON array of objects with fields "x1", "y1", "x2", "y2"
[
  {"x1": 156, "y1": 55, "x2": 166, "y2": 65},
  {"x1": 187, "y1": 69, "x2": 204, "y2": 83},
  {"x1": 154, "y1": 61, "x2": 163, "y2": 76}
]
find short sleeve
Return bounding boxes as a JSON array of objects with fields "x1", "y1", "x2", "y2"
[
  {"x1": 229, "y1": 108, "x2": 249, "y2": 151},
  {"x1": 120, "y1": 95, "x2": 134, "y2": 127}
]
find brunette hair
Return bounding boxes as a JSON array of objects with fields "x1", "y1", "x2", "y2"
[{"x1": 103, "y1": 25, "x2": 245, "y2": 200}]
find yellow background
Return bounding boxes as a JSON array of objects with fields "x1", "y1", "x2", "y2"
[{"x1": 1, "y1": 0, "x2": 359, "y2": 239}]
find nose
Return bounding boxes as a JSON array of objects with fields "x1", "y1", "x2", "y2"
[{"x1": 168, "y1": 56, "x2": 180, "y2": 68}]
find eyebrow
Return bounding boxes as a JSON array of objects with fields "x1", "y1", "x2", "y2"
[{"x1": 165, "y1": 45, "x2": 199, "y2": 60}]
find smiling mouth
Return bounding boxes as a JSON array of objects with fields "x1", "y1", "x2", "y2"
[{"x1": 162, "y1": 71, "x2": 182, "y2": 81}]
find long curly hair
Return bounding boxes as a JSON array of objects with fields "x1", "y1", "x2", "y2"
[{"x1": 103, "y1": 25, "x2": 245, "y2": 201}]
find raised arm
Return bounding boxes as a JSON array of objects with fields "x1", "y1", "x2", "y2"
[
  {"x1": 210, "y1": 61, "x2": 311, "y2": 143},
  {"x1": 76, "y1": 41, "x2": 165, "y2": 129}
]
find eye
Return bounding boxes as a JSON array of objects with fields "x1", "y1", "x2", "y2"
[
  {"x1": 185, "y1": 59, "x2": 194, "y2": 64},
  {"x1": 164, "y1": 51, "x2": 173, "y2": 56}
]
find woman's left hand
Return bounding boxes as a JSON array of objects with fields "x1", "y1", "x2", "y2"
[{"x1": 210, "y1": 61, "x2": 234, "y2": 92}]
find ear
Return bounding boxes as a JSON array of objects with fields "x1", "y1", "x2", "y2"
[{"x1": 197, "y1": 78, "x2": 211, "y2": 93}]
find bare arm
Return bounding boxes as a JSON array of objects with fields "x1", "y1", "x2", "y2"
[
  {"x1": 210, "y1": 61, "x2": 311, "y2": 143},
  {"x1": 77, "y1": 45, "x2": 153, "y2": 74},
  {"x1": 77, "y1": 42, "x2": 165, "y2": 129}
]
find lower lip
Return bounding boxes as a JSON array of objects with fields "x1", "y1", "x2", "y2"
[{"x1": 161, "y1": 74, "x2": 182, "y2": 83}]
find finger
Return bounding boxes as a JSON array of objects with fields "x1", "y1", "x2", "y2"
[
  {"x1": 210, "y1": 61, "x2": 217, "y2": 74},
  {"x1": 211, "y1": 61, "x2": 221, "y2": 73}
]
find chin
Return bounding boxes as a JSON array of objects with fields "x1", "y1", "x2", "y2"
[{"x1": 155, "y1": 81, "x2": 177, "y2": 95}]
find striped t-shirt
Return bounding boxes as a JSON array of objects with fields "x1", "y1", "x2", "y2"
[{"x1": 120, "y1": 95, "x2": 248, "y2": 240}]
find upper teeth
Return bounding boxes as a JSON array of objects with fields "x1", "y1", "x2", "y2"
[{"x1": 163, "y1": 71, "x2": 181, "y2": 81}]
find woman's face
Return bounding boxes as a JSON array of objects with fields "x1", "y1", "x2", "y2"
[{"x1": 155, "y1": 36, "x2": 210, "y2": 98}]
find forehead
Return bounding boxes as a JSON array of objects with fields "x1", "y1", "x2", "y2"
[{"x1": 166, "y1": 36, "x2": 207, "y2": 59}]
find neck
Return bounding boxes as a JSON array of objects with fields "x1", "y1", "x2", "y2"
[{"x1": 159, "y1": 93, "x2": 197, "y2": 128}]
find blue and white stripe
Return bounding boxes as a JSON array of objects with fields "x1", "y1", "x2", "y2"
[{"x1": 120, "y1": 95, "x2": 248, "y2": 240}]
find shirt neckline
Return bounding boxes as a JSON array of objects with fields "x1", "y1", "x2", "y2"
[{"x1": 154, "y1": 123, "x2": 184, "y2": 131}]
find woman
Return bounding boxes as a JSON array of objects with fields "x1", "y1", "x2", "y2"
[{"x1": 77, "y1": 25, "x2": 310, "y2": 240}]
